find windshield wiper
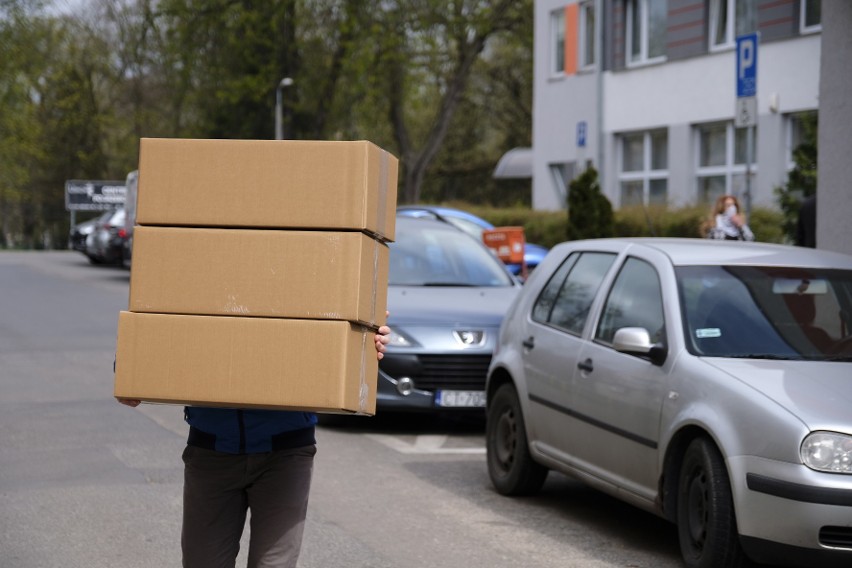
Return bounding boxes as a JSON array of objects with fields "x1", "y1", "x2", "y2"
[
  {"x1": 723, "y1": 353, "x2": 803, "y2": 360},
  {"x1": 821, "y1": 355, "x2": 852, "y2": 362}
]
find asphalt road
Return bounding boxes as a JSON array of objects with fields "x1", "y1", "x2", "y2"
[{"x1": 0, "y1": 251, "x2": 685, "y2": 568}]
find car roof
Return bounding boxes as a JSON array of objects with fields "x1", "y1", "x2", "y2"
[
  {"x1": 552, "y1": 237, "x2": 852, "y2": 269},
  {"x1": 396, "y1": 205, "x2": 493, "y2": 228},
  {"x1": 394, "y1": 213, "x2": 478, "y2": 232}
]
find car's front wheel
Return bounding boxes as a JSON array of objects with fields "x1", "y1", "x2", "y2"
[
  {"x1": 486, "y1": 382, "x2": 547, "y2": 496},
  {"x1": 677, "y1": 437, "x2": 750, "y2": 568}
]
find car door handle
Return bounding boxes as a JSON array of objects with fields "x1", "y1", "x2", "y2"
[
  {"x1": 577, "y1": 358, "x2": 594, "y2": 373},
  {"x1": 522, "y1": 337, "x2": 535, "y2": 350}
]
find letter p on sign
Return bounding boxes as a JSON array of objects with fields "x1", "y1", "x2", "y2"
[{"x1": 736, "y1": 33, "x2": 758, "y2": 98}]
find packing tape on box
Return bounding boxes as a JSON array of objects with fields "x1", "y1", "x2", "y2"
[
  {"x1": 371, "y1": 239, "x2": 379, "y2": 323},
  {"x1": 359, "y1": 329, "x2": 369, "y2": 413},
  {"x1": 377, "y1": 151, "x2": 389, "y2": 239}
]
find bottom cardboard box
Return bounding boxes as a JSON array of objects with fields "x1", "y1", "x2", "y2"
[{"x1": 114, "y1": 311, "x2": 377, "y2": 414}]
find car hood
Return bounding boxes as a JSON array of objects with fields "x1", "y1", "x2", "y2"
[
  {"x1": 387, "y1": 286, "x2": 520, "y2": 326},
  {"x1": 702, "y1": 358, "x2": 852, "y2": 429}
]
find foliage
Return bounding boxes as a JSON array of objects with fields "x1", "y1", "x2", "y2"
[
  {"x1": 446, "y1": 202, "x2": 785, "y2": 249},
  {"x1": 614, "y1": 204, "x2": 784, "y2": 243},
  {"x1": 566, "y1": 167, "x2": 613, "y2": 240},
  {"x1": 0, "y1": 0, "x2": 534, "y2": 248},
  {"x1": 375, "y1": 0, "x2": 533, "y2": 204},
  {"x1": 774, "y1": 112, "x2": 818, "y2": 243},
  {"x1": 614, "y1": 205, "x2": 706, "y2": 238}
]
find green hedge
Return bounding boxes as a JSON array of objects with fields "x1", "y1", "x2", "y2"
[{"x1": 432, "y1": 202, "x2": 785, "y2": 248}]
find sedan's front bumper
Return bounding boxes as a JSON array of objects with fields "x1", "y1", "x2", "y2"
[
  {"x1": 729, "y1": 455, "x2": 852, "y2": 567},
  {"x1": 375, "y1": 353, "x2": 490, "y2": 413}
]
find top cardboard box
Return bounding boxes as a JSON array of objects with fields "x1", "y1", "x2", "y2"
[{"x1": 136, "y1": 138, "x2": 398, "y2": 242}]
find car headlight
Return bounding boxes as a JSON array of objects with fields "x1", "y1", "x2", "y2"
[
  {"x1": 801, "y1": 431, "x2": 852, "y2": 474},
  {"x1": 387, "y1": 328, "x2": 419, "y2": 348}
]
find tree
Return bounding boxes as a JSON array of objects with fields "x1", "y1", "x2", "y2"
[
  {"x1": 567, "y1": 167, "x2": 614, "y2": 241},
  {"x1": 375, "y1": 0, "x2": 532, "y2": 204},
  {"x1": 0, "y1": 0, "x2": 537, "y2": 247},
  {"x1": 420, "y1": 11, "x2": 533, "y2": 206}
]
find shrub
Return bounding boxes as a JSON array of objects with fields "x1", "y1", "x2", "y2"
[
  {"x1": 425, "y1": 201, "x2": 784, "y2": 248},
  {"x1": 567, "y1": 167, "x2": 614, "y2": 240}
]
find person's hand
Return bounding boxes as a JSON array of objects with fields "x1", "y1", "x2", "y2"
[
  {"x1": 375, "y1": 311, "x2": 391, "y2": 361},
  {"x1": 117, "y1": 398, "x2": 141, "y2": 407},
  {"x1": 731, "y1": 213, "x2": 746, "y2": 227}
]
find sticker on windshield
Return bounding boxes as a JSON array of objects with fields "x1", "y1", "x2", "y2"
[{"x1": 696, "y1": 328, "x2": 722, "y2": 339}]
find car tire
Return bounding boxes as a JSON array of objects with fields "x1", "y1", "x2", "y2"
[
  {"x1": 486, "y1": 382, "x2": 547, "y2": 496},
  {"x1": 677, "y1": 437, "x2": 750, "y2": 568}
]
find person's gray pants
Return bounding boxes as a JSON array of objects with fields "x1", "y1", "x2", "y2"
[{"x1": 181, "y1": 444, "x2": 316, "y2": 568}]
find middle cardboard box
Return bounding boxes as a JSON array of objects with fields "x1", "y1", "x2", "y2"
[{"x1": 129, "y1": 225, "x2": 389, "y2": 327}]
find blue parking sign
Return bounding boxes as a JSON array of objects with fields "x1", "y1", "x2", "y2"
[{"x1": 736, "y1": 33, "x2": 758, "y2": 98}]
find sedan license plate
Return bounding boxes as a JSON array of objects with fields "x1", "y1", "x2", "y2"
[{"x1": 435, "y1": 390, "x2": 486, "y2": 408}]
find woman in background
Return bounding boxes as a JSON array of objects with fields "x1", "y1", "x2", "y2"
[{"x1": 703, "y1": 194, "x2": 755, "y2": 241}]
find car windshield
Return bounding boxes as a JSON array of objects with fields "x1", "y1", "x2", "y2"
[
  {"x1": 389, "y1": 222, "x2": 514, "y2": 287},
  {"x1": 677, "y1": 265, "x2": 852, "y2": 360}
]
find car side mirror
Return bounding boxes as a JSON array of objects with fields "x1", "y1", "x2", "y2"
[{"x1": 613, "y1": 327, "x2": 667, "y2": 366}]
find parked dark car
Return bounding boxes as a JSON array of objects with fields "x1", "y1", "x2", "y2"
[
  {"x1": 121, "y1": 170, "x2": 138, "y2": 268},
  {"x1": 396, "y1": 205, "x2": 549, "y2": 276},
  {"x1": 486, "y1": 238, "x2": 852, "y2": 568},
  {"x1": 69, "y1": 211, "x2": 111, "y2": 254},
  {"x1": 377, "y1": 215, "x2": 522, "y2": 413},
  {"x1": 84, "y1": 208, "x2": 128, "y2": 265}
]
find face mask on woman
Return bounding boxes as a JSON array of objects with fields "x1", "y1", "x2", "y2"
[{"x1": 725, "y1": 204, "x2": 737, "y2": 217}]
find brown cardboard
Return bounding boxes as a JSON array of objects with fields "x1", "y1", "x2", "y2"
[
  {"x1": 114, "y1": 311, "x2": 378, "y2": 414},
  {"x1": 129, "y1": 226, "x2": 388, "y2": 327},
  {"x1": 136, "y1": 138, "x2": 398, "y2": 242}
]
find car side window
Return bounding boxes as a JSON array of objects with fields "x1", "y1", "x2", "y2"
[
  {"x1": 532, "y1": 252, "x2": 617, "y2": 335},
  {"x1": 596, "y1": 257, "x2": 665, "y2": 345}
]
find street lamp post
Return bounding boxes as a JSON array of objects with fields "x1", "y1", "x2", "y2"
[{"x1": 275, "y1": 77, "x2": 294, "y2": 140}]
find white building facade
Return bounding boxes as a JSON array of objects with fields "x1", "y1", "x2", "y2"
[{"x1": 532, "y1": 0, "x2": 822, "y2": 214}]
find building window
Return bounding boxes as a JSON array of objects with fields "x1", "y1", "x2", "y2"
[
  {"x1": 579, "y1": 1, "x2": 596, "y2": 69},
  {"x1": 709, "y1": 0, "x2": 756, "y2": 51},
  {"x1": 626, "y1": 0, "x2": 667, "y2": 66},
  {"x1": 787, "y1": 111, "x2": 818, "y2": 170},
  {"x1": 551, "y1": 9, "x2": 565, "y2": 75},
  {"x1": 801, "y1": 0, "x2": 822, "y2": 34},
  {"x1": 549, "y1": 162, "x2": 574, "y2": 205},
  {"x1": 619, "y1": 129, "x2": 668, "y2": 206},
  {"x1": 695, "y1": 121, "x2": 757, "y2": 203}
]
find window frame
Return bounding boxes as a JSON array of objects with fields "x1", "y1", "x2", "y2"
[
  {"x1": 694, "y1": 121, "x2": 758, "y2": 204},
  {"x1": 618, "y1": 129, "x2": 669, "y2": 207},
  {"x1": 579, "y1": 0, "x2": 596, "y2": 70},
  {"x1": 626, "y1": 0, "x2": 667, "y2": 67},
  {"x1": 785, "y1": 110, "x2": 818, "y2": 171},
  {"x1": 532, "y1": 252, "x2": 618, "y2": 336},
  {"x1": 800, "y1": 0, "x2": 822, "y2": 34},
  {"x1": 595, "y1": 256, "x2": 666, "y2": 348},
  {"x1": 709, "y1": 0, "x2": 756, "y2": 52},
  {"x1": 550, "y1": 8, "x2": 566, "y2": 76}
]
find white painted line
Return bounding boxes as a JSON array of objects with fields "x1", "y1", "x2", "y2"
[{"x1": 366, "y1": 434, "x2": 486, "y2": 455}]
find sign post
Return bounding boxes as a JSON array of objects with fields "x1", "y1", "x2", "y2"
[{"x1": 735, "y1": 33, "x2": 758, "y2": 218}]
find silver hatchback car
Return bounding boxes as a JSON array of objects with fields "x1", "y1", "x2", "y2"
[{"x1": 486, "y1": 238, "x2": 852, "y2": 568}]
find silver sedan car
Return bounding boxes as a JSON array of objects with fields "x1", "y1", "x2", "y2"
[
  {"x1": 486, "y1": 238, "x2": 852, "y2": 568},
  {"x1": 378, "y1": 215, "x2": 521, "y2": 413}
]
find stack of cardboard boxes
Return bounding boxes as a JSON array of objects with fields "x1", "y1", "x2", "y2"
[{"x1": 114, "y1": 138, "x2": 398, "y2": 415}]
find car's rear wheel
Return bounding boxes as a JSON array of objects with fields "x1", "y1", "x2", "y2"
[
  {"x1": 486, "y1": 382, "x2": 547, "y2": 495},
  {"x1": 677, "y1": 437, "x2": 750, "y2": 568}
]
